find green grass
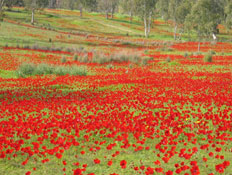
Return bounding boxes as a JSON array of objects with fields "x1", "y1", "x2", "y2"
[{"x1": 0, "y1": 70, "x2": 17, "y2": 78}]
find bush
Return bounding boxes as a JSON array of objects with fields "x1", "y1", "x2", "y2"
[
  {"x1": 53, "y1": 66, "x2": 69, "y2": 76},
  {"x1": 141, "y1": 56, "x2": 153, "y2": 65},
  {"x1": 129, "y1": 55, "x2": 141, "y2": 64},
  {"x1": 166, "y1": 57, "x2": 171, "y2": 62},
  {"x1": 61, "y1": 56, "x2": 67, "y2": 63},
  {"x1": 70, "y1": 65, "x2": 87, "y2": 76},
  {"x1": 79, "y1": 55, "x2": 89, "y2": 63},
  {"x1": 210, "y1": 50, "x2": 216, "y2": 55},
  {"x1": 66, "y1": 48, "x2": 72, "y2": 53},
  {"x1": 34, "y1": 63, "x2": 53, "y2": 75},
  {"x1": 204, "y1": 53, "x2": 213, "y2": 63},
  {"x1": 16, "y1": 63, "x2": 87, "y2": 77},
  {"x1": 32, "y1": 44, "x2": 39, "y2": 50},
  {"x1": 117, "y1": 54, "x2": 129, "y2": 62},
  {"x1": 73, "y1": 54, "x2": 78, "y2": 61},
  {"x1": 107, "y1": 64, "x2": 114, "y2": 69},
  {"x1": 184, "y1": 52, "x2": 188, "y2": 58},
  {"x1": 24, "y1": 45, "x2": 30, "y2": 49},
  {"x1": 94, "y1": 55, "x2": 108, "y2": 64},
  {"x1": 16, "y1": 63, "x2": 36, "y2": 77}
]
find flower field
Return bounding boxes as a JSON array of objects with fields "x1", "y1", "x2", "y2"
[{"x1": 0, "y1": 7, "x2": 232, "y2": 175}]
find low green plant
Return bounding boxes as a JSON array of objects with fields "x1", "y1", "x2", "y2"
[
  {"x1": 92, "y1": 54, "x2": 108, "y2": 64},
  {"x1": 141, "y1": 56, "x2": 153, "y2": 65},
  {"x1": 16, "y1": 63, "x2": 87, "y2": 77},
  {"x1": 34, "y1": 63, "x2": 54, "y2": 75},
  {"x1": 166, "y1": 57, "x2": 171, "y2": 62},
  {"x1": 204, "y1": 53, "x2": 213, "y2": 63},
  {"x1": 70, "y1": 65, "x2": 87, "y2": 76},
  {"x1": 79, "y1": 55, "x2": 89, "y2": 63},
  {"x1": 184, "y1": 52, "x2": 189, "y2": 58},
  {"x1": 73, "y1": 54, "x2": 78, "y2": 61},
  {"x1": 129, "y1": 55, "x2": 141, "y2": 64},
  {"x1": 53, "y1": 65, "x2": 69, "y2": 76},
  {"x1": 209, "y1": 50, "x2": 216, "y2": 55},
  {"x1": 16, "y1": 63, "x2": 36, "y2": 77},
  {"x1": 61, "y1": 56, "x2": 67, "y2": 63}
]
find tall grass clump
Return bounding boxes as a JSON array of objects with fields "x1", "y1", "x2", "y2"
[
  {"x1": 73, "y1": 54, "x2": 78, "y2": 61},
  {"x1": 92, "y1": 54, "x2": 108, "y2": 64},
  {"x1": 166, "y1": 56, "x2": 171, "y2": 62},
  {"x1": 61, "y1": 56, "x2": 67, "y2": 63},
  {"x1": 53, "y1": 65, "x2": 69, "y2": 76},
  {"x1": 204, "y1": 52, "x2": 213, "y2": 63},
  {"x1": 69, "y1": 65, "x2": 87, "y2": 76},
  {"x1": 16, "y1": 63, "x2": 87, "y2": 77},
  {"x1": 79, "y1": 55, "x2": 89, "y2": 63},
  {"x1": 34, "y1": 63, "x2": 54, "y2": 75},
  {"x1": 16, "y1": 63, "x2": 36, "y2": 77}
]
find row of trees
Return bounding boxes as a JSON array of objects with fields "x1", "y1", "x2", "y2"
[{"x1": 1, "y1": 0, "x2": 232, "y2": 41}]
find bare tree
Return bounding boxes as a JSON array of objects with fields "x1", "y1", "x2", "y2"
[
  {"x1": 0, "y1": 0, "x2": 5, "y2": 13},
  {"x1": 134, "y1": 0, "x2": 157, "y2": 38},
  {"x1": 23, "y1": 0, "x2": 48, "y2": 24},
  {"x1": 98, "y1": 0, "x2": 118, "y2": 19},
  {"x1": 120, "y1": 0, "x2": 136, "y2": 23}
]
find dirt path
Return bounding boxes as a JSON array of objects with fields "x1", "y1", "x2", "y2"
[{"x1": 90, "y1": 19, "x2": 138, "y2": 35}]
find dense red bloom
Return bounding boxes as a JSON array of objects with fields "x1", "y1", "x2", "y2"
[
  {"x1": 145, "y1": 167, "x2": 154, "y2": 175},
  {"x1": 215, "y1": 164, "x2": 224, "y2": 173},
  {"x1": 56, "y1": 153, "x2": 62, "y2": 159},
  {"x1": 107, "y1": 160, "x2": 113, "y2": 166},
  {"x1": 222, "y1": 161, "x2": 230, "y2": 168},
  {"x1": 63, "y1": 160, "x2": 67, "y2": 165},
  {"x1": 120, "y1": 160, "x2": 127, "y2": 169},
  {"x1": 25, "y1": 171, "x2": 31, "y2": 175},
  {"x1": 94, "y1": 159, "x2": 101, "y2": 164},
  {"x1": 73, "y1": 168, "x2": 82, "y2": 175},
  {"x1": 165, "y1": 170, "x2": 173, "y2": 175}
]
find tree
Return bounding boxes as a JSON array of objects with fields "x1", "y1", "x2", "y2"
[
  {"x1": 0, "y1": 0, "x2": 5, "y2": 13},
  {"x1": 97, "y1": 0, "x2": 119, "y2": 19},
  {"x1": 23, "y1": 0, "x2": 48, "y2": 24},
  {"x1": 5, "y1": 0, "x2": 24, "y2": 8},
  {"x1": 78, "y1": 0, "x2": 98, "y2": 18},
  {"x1": 168, "y1": 0, "x2": 182, "y2": 40},
  {"x1": 224, "y1": 0, "x2": 232, "y2": 30},
  {"x1": 185, "y1": 0, "x2": 224, "y2": 51},
  {"x1": 156, "y1": 0, "x2": 169, "y2": 21},
  {"x1": 120, "y1": 0, "x2": 136, "y2": 23},
  {"x1": 174, "y1": 0, "x2": 192, "y2": 40},
  {"x1": 48, "y1": 0, "x2": 56, "y2": 8},
  {"x1": 134, "y1": 0, "x2": 157, "y2": 38},
  {"x1": 0, "y1": 0, "x2": 6, "y2": 21}
]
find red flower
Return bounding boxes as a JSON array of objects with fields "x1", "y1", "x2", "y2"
[
  {"x1": 73, "y1": 168, "x2": 82, "y2": 175},
  {"x1": 222, "y1": 161, "x2": 230, "y2": 168},
  {"x1": 94, "y1": 158, "x2": 100, "y2": 164},
  {"x1": 25, "y1": 171, "x2": 31, "y2": 175},
  {"x1": 165, "y1": 170, "x2": 173, "y2": 175},
  {"x1": 107, "y1": 160, "x2": 113, "y2": 166},
  {"x1": 215, "y1": 164, "x2": 224, "y2": 173},
  {"x1": 56, "y1": 153, "x2": 62, "y2": 159},
  {"x1": 63, "y1": 160, "x2": 67, "y2": 165},
  {"x1": 120, "y1": 160, "x2": 127, "y2": 169}
]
